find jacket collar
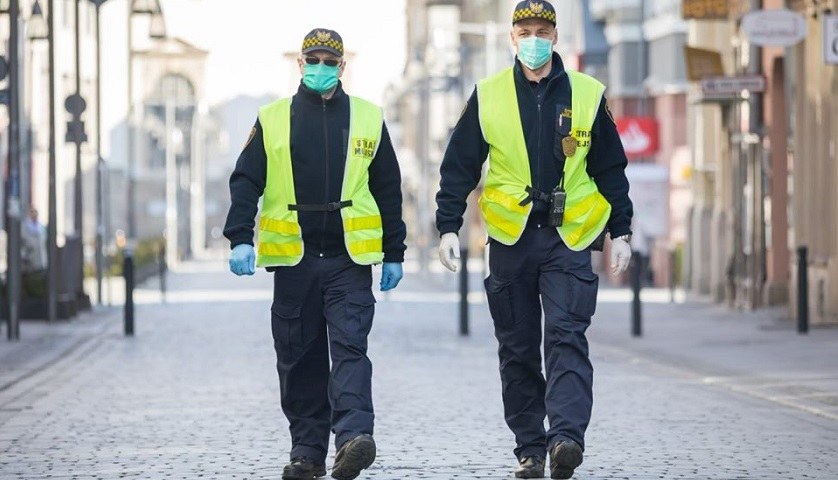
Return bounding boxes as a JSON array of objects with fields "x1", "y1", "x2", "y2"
[
  {"x1": 513, "y1": 52, "x2": 566, "y2": 85},
  {"x1": 296, "y1": 80, "x2": 346, "y2": 105}
]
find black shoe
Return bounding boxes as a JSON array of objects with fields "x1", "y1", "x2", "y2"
[
  {"x1": 331, "y1": 434, "x2": 376, "y2": 480},
  {"x1": 515, "y1": 456, "x2": 545, "y2": 478},
  {"x1": 283, "y1": 457, "x2": 327, "y2": 480},
  {"x1": 549, "y1": 440, "x2": 583, "y2": 479}
]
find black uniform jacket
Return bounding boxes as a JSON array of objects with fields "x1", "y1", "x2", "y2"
[
  {"x1": 224, "y1": 82, "x2": 407, "y2": 263},
  {"x1": 435, "y1": 53, "x2": 633, "y2": 239}
]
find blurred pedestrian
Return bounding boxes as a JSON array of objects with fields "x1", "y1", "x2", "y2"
[
  {"x1": 22, "y1": 207, "x2": 47, "y2": 271},
  {"x1": 223, "y1": 28, "x2": 407, "y2": 480},
  {"x1": 434, "y1": 1, "x2": 633, "y2": 478}
]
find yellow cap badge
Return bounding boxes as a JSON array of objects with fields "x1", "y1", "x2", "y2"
[
  {"x1": 530, "y1": 1, "x2": 544, "y2": 14},
  {"x1": 316, "y1": 30, "x2": 332, "y2": 42}
]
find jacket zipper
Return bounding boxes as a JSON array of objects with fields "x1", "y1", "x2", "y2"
[
  {"x1": 320, "y1": 100, "x2": 329, "y2": 257},
  {"x1": 529, "y1": 72, "x2": 563, "y2": 196},
  {"x1": 536, "y1": 101, "x2": 542, "y2": 193}
]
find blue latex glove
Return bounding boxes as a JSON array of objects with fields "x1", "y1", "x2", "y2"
[
  {"x1": 379, "y1": 262, "x2": 403, "y2": 292},
  {"x1": 229, "y1": 244, "x2": 256, "y2": 276}
]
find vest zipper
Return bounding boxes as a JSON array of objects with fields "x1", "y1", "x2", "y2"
[{"x1": 321, "y1": 100, "x2": 329, "y2": 257}]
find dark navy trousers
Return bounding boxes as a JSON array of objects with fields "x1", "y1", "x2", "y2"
[
  {"x1": 484, "y1": 226, "x2": 599, "y2": 461},
  {"x1": 270, "y1": 253, "x2": 376, "y2": 464}
]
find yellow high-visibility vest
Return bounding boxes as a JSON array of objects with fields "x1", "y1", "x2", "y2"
[
  {"x1": 476, "y1": 68, "x2": 612, "y2": 250},
  {"x1": 256, "y1": 96, "x2": 385, "y2": 267}
]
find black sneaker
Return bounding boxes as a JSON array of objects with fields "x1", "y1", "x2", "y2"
[
  {"x1": 549, "y1": 440, "x2": 583, "y2": 479},
  {"x1": 515, "y1": 456, "x2": 545, "y2": 478},
  {"x1": 331, "y1": 434, "x2": 376, "y2": 480},
  {"x1": 283, "y1": 457, "x2": 327, "y2": 480}
]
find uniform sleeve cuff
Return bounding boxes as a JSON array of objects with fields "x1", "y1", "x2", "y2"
[
  {"x1": 383, "y1": 252, "x2": 405, "y2": 263},
  {"x1": 228, "y1": 236, "x2": 254, "y2": 249}
]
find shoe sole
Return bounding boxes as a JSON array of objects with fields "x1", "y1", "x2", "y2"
[
  {"x1": 550, "y1": 444, "x2": 582, "y2": 480},
  {"x1": 515, "y1": 470, "x2": 545, "y2": 478},
  {"x1": 282, "y1": 467, "x2": 327, "y2": 480},
  {"x1": 331, "y1": 437, "x2": 376, "y2": 480}
]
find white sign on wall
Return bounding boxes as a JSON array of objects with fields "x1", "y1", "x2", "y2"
[
  {"x1": 825, "y1": 15, "x2": 838, "y2": 65},
  {"x1": 742, "y1": 9, "x2": 807, "y2": 47},
  {"x1": 625, "y1": 164, "x2": 669, "y2": 239}
]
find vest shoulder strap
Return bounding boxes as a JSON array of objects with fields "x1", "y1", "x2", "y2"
[
  {"x1": 258, "y1": 97, "x2": 291, "y2": 121},
  {"x1": 565, "y1": 70, "x2": 605, "y2": 93}
]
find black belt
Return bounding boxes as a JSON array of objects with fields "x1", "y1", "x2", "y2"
[
  {"x1": 519, "y1": 186, "x2": 551, "y2": 206},
  {"x1": 288, "y1": 200, "x2": 352, "y2": 212}
]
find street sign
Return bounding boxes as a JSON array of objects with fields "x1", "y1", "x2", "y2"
[
  {"x1": 66, "y1": 120, "x2": 88, "y2": 144},
  {"x1": 825, "y1": 15, "x2": 838, "y2": 65},
  {"x1": 65, "y1": 93, "x2": 87, "y2": 116},
  {"x1": 701, "y1": 75, "x2": 766, "y2": 98},
  {"x1": 684, "y1": 46, "x2": 724, "y2": 81},
  {"x1": 741, "y1": 9, "x2": 807, "y2": 47}
]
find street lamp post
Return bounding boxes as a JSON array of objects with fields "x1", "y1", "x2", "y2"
[
  {"x1": 88, "y1": 0, "x2": 108, "y2": 306},
  {"x1": 127, "y1": 0, "x2": 164, "y2": 241},
  {"x1": 72, "y1": 0, "x2": 83, "y2": 237},
  {"x1": 4, "y1": 0, "x2": 22, "y2": 339},
  {"x1": 28, "y1": 0, "x2": 59, "y2": 324},
  {"x1": 26, "y1": 0, "x2": 58, "y2": 323}
]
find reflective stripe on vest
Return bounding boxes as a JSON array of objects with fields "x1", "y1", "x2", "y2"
[
  {"x1": 476, "y1": 68, "x2": 612, "y2": 250},
  {"x1": 340, "y1": 97, "x2": 385, "y2": 265},
  {"x1": 256, "y1": 96, "x2": 384, "y2": 267}
]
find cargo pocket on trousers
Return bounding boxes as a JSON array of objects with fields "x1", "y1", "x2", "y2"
[
  {"x1": 484, "y1": 275, "x2": 517, "y2": 328},
  {"x1": 344, "y1": 290, "x2": 376, "y2": 340},
  {"x1": 271, "y1": 302, "x2": 303, "y2": 362},
  {"x1": 567, "y1": 270, "x2": 599, "y2": 319}
]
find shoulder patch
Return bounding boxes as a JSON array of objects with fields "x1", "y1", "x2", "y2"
[
  {"x1": 605, "y1": 102, "x2": 616, "y2": 125},
  {"x1": 242, "y1": 126, "x2": 256, "y2": 150}
]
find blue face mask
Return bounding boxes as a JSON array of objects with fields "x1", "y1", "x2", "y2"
[
  {"x1": 303, "y1": 63, "x2": 340, "y2": 94},
  {"x1": 517, "y1": 36, "x2": 553, "y2": 70}
]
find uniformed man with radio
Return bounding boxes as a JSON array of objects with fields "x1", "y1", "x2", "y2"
[
  {"x1": 435, "y1": 1, "x2": 633, "y2": 478},
  {"x1": 224, "y1": 28, "x2": 407, "y2": 480}
]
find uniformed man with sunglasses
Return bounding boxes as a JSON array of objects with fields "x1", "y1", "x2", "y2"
[
  {"x1": 224, "y1": 28, "x2": 407, "y2": 480},
  {"x1": 434, "y1": 1, "x2": 633, "y2": 478}
]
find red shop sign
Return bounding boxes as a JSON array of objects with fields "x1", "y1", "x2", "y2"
[{"x1": 616, "y1": 117, "x2": 659, "y2": 159}]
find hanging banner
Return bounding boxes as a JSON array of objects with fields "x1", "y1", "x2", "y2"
[
  {"x1": 825, "y1": 15, "x2": 838, "y2": 65},
  {"x1": 616, "y1": 117, "x2": 659, "y2": 159}
]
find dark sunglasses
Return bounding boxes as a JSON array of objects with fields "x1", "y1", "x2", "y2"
[{"x1": 304, "y1": 56, "x2": 341, "y2": 67}]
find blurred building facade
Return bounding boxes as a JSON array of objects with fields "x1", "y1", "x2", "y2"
[
  {"x1": 389, "y1": 0, "x2": 837, "y2": 325},
  {"x1": 1, "y1": 0, "x2": 99, "y2": 264},
  {"x1": 2, "y1": 0, "x2": 223, "y2": 315},
  {"x1": 591, "y1": 0, "x2": 690, "y2": 287},
  {"x1": 684, "y1": 0, "x2": 838, "y2": 325}
]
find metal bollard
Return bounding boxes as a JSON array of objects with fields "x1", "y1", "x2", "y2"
[
  {"x1": 159, "y1": 244, "x2": 167, "y2": 303},
  {"x1": 459, "y1": 246, "x2": 469, "y2": 336},
  {"x1": 669, "y1": 249, "x2": 677, "y2": 303},
  {"x1": 797, "y1": 246, "x2": 808, "y2": 334},
  {"x1": 124, "y1": 250, "x2": 135, "y2": 336},
  {"x1": 631, "y1": 255, "x2": 643, "y2": 337}
]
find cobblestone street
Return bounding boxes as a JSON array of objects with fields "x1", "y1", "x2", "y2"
[{"x1": 1, "y1": 261, "x2": 837, "y2": 479}]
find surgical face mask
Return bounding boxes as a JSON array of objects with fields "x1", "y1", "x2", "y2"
[
  {"x1": 302, "y1": 63, "x2": 340, "y2": 94},
  {"x1": 516, "y1": 36, "x2": 553, "y2": 70}
]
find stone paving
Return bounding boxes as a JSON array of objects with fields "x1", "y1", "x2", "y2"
[{"x1": 0, "y1": 260, "x2": 837, "y2": 479}]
